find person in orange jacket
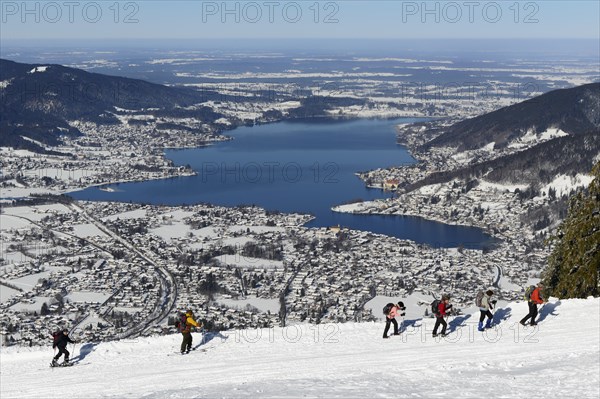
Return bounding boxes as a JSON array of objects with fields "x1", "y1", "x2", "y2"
[
  {"x1": 520, "y1": 282, "x2": 545, "y2": 326},
  {"x1": 179, "y1": 310, "x2": 202, "y2": 354}
]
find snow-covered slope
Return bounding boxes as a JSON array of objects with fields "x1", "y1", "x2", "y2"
[{"x1": 1, "y1": 298, "x2": 599, "y2": 398}]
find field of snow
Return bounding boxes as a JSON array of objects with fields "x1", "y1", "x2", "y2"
[
  {"x1": 227, "y1": 225, "x2": 286, "y2": 234},
  {"x1": 1, "y1": 251, "x2": 34, "y2": 264},
  {"x1": 71, "y1": 223, "x2": 108, "y2": 238},
  {"x1": 216, "y1": 296, "x2": 280, "y2": 314},
  {"x1": 149, "y1": 221, "x2": 191, "y2": 241},
  {"x1": 9, "y1": 296, "x2": 53, "y2": 312},
  {"x1": 23, "y1": 167, "x2": 100, "y2": 181},
  {"x1": 213, "y1": 255, "x2": 284, "y2": 270},
  {"x1": 508, "y1": 128, "x2": 569, "y2": 150},
  {"x1": 2, "y1": 204, "x2": 70, "y2": 221},
  {"x1": 28, "y1": 66, "x2": 49, "y2": 73},
  {"x1": 6, "y1": 272, "x2": 53, "y2": 292},
  {"x1": 65, "y1": 292, "x2": 111, "y2": 304},
  {"x1": 101, "y1": 209, "x2": 147, "y2": 222},
  {"x1": 0, "y1": 214, "x2": 33, "y2": 230},
  {"x1": 1, "y1": 297, "x2": 598, "y2": 398},
  {"x1": 0, "y1": 286, "x2": 20, "y2": 302},
  {"x1": 539, "y1": 173, "x2": 594, "y2": 197}
]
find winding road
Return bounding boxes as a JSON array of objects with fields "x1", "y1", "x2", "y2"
[{"x1": 66, "y1": 202, "x2": 178, "y2": 338}]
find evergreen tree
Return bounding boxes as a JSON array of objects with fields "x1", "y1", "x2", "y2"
[{"x1": 543, "y1": 162, "x2": 599, "y2": 298}]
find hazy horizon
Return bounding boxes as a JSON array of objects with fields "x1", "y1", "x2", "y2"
[{"x1": 2, "y1": 37, "x2": 599, "y2": 57}]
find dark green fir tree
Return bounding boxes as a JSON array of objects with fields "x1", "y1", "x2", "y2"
[{"x1": 543, "y1": 162, "x2": 599, "y2": 298}]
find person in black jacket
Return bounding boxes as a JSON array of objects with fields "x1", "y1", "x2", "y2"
[{"x1": 52, "y1": 329, "x2": 76, "y2": 366}]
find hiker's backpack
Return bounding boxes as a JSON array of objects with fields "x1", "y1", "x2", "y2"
[
  {"x1": 524, "y1": 285, "x2": 536, "y2": 301},
  {"x1": 383, "y1": 303, "x2": 394, "y2": 316},
  {"x1": 52, "y1": 331, "x2": 61, "y2": 347},
  {"x1": 174, "y1": 313, "x2": 187, "y2": 331},
  {"x1": 475, "y1": 290, "x2": 484, "y2": 307},
  {"x1": 431, "y1": 299, "x2": 441, "y2": 315}
]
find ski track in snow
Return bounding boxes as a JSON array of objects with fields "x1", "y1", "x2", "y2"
[{"x1": 1, "y1": 298, "x2": 598, "y2": 398}]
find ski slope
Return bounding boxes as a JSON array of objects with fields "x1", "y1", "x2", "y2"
[{"x1": 1, "y1": 298, "x2": 599, "y2": 398}]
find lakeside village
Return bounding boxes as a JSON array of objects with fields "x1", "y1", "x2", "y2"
[
  {"x1": 1, "y1": 198, "x2": 547, "y2": 347},
  {"x1": 0, "y1": 96, "x2": 574, "y2": 348}
]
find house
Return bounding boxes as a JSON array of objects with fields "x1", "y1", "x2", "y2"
[
  {"x1": 383, "y1": 179, "x2": 400, "y2": 190},
  {"x1": 328, "y1": 225, "x2": 341, "y2": 235}
]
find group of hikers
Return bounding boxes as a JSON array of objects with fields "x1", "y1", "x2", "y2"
[
  {"x1": 50, "y1": 309, "x2": 203, "y2": 366},
  {"x1": 49, "y1": 283, "x2": 547, "y2": 364},
  {"x1": 382, "y1": 282, "x2": 547, "y2": 338}
]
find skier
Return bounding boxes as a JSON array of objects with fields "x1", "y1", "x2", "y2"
[
  {"x1": 432, "y1": 295, "x2": 452, "y2": 337},
  {"x1": 179, "y1": 310, "x2": 202, "y2": 354},
  {"x1": 52, "y1": 329, "x2": 76, "y2": 366},
  {"x1": 382, "y1": 302, "x2": 406, "y2": 339},
  {"x1": 520, "y1": 282, "x2": 545, "y2": 326},
  {"x1": 478, "y1": 290, "x2": 497, "y2": 331}
]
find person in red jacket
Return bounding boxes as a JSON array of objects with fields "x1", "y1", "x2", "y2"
[
  {"x1": 520, "y1": 283, "x2": 545, "y2": 326},
  {"x1": 433, "y1": 295, "x2": 452, "y2": 337},
  {"x1": 383, "y1": 302, "x2": 406, "y2": 339}
]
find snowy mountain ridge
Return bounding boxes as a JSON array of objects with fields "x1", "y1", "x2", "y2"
[
  {"x1": 422, "y1": 82, "x2": 600, "y2": 152},
  {"x1": 1, "y1": 297, "x2": 598, "y2": 398}
]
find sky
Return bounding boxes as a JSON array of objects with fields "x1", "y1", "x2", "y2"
[{"x1": 1, "y1": 0, "x2": 599, "y2": 41}]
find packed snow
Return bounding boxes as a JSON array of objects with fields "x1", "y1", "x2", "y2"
[
  {"x1": 65, "y1": 292, "x2": 111, "y2": 304},
  {"x1": 216, "y1": 296, "x2": 280, "y2": 314},
  {"x1": 28, "y1": 66, "x2": 49, "y2": 73},
  {"x1": 508, "y1": 128, "x2": 569, "y2": 150},
  {"x1": 101, "y1": 209, "x2": 148, "y2": 222},
  {"x1": 1, "y1": 298, "x2": 598, "y2": 398},
  {"x1": 213, "y1": 254, "x2": 284, "y2": 270},
  {"x1": 539, "y1": 173, "x2": 595, "y2": 197},
  {"x1": 71, "y1": 223, "x2": 108, "y2": 238},
  {"x1": 9, "y1": 296, "x2": 53, "y2": 312},
  {"x1": 0, "y1": 286, "x2": 20, "y2": 302}
]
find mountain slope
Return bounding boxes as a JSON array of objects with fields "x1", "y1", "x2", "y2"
[
  {"x1": 422, "y1": 82, "x2": 600, "y2": 151},
  {"x1": 406, "y1": 131, "x2": 599, "y2": 191},
  {"x1": 1, "y1": 298, "x2": 598, "y2": 398},
  {"x1": 0, "y1": 59, "x2": 223, "y2": 152}
]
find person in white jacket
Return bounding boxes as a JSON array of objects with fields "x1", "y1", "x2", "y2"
[{"x1": 478, "y1": 290, "x2": 496, "y2": 331}]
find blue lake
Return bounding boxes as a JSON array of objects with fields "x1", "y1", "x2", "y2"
[{"x1": 70, "y1": 118, "x2": 497, "y2": 249}]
